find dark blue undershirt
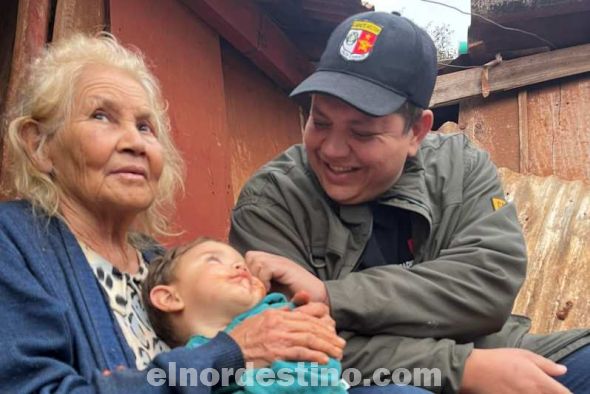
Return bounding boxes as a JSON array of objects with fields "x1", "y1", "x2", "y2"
[{"x1": 356, "y1": 203, "x2": 414, "y2": 271}]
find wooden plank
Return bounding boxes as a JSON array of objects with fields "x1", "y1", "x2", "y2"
[
  {"x1": 458, "y1": 93, "x2": 520, "y2": 172},
  {"x1": 518, "y1": 90, "x2": 529, "y2": 174},
  {"x1": 52, "y1": 0, "x2": 106, "y2": 40},
  {"x1": 0, "y1": 2, "x2": 18, "y2": 119},
  {"x1": 180, "y1": 0, "x2": 313, "y2": 90},
  {"x1": 111, "y1": 0, "x2": 234, "y2": 242},
  {"x1": 0, "y1": 1, "x2": 19, "y2": 199},
  {"x1": 3, "y1": 0, "x2": 51, "y2": 131},
  {"x1": 431, "y1": 43, "x2": 590, "y2": 108},
  {"x1": 1, "y1": 0, "x2": 51, "y2": 200},
  {"x1": 525, "y1": 74, "x2": 590, "y2": 182},
  {"x1": 526, "y1": 83, "x2": 560, "y2": 177},
  {"x1": 552, "y1": 76, "x2": 590, "y2": 181}
]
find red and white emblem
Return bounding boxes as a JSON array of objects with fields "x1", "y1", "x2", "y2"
[{"x1": 340, "y1": 20, "x2": 383, "y2": 61}]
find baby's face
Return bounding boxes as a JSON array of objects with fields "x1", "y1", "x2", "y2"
[{"x1": 173, "y1": 241, "x2": 267, "y2": 316}]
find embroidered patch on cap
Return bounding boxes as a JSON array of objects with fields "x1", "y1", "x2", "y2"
[
  {"x1": 340, "y1": 20, "x2": 383, "y2": 61},
  {"x1": 491, "y1": 197, "x2": 507, "y2": 211}
]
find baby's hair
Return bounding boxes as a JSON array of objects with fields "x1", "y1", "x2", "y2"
[{"x1": 143, "y1": 236, "x2": 218, "y2": 347}]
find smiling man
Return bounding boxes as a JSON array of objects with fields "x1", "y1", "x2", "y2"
[{"x1": 230, "y1": 11, "x2": 590, "y2": 394}]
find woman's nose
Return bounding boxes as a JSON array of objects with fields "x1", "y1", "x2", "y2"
[{"x1": 118, "y1": 123, "x2": 147, "y2": 155}]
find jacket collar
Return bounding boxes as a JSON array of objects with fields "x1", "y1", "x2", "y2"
[{"x1": 378, "y1": 152, "x2": 433, "y2": 225}]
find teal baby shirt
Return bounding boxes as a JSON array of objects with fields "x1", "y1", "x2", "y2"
[{"x1": 187, "y1": 293, "x2": 348, "y2": 393}]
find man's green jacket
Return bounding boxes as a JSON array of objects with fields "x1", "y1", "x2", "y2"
[{"x1": 230, "y1": 133, "x2": 590, "y2": 393}]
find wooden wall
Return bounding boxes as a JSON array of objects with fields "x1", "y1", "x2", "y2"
[
  {"x1": 111, "y1": 0, "x2": 234, "y2": 242},
  {"x1": 524, "y1": 77, "x2": 590, "y2": 180},
  {"x1": 222, "y1": 44, "x2": 302, "y2": 202},
  {"x1": 459, "y1": 73, "x2": 590, "y2": 183}
]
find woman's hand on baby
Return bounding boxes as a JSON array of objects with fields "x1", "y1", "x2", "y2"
[
  {"x1": 291, "y1": 290, "x2": 336, "y2": 330},
  {"x1": 245, "y1": 251, "x2": 328, "y2": 304},
  {"x1": 229, "y1": 307, "x2": 345, "y2": 368}
]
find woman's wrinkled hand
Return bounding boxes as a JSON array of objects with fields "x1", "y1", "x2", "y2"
[
  {"x1": 229, "y1": 306, "x2": 345, "y2": 368},
  {"x1": 290, "y1": 290, "x2": 336, "y2": 330}
]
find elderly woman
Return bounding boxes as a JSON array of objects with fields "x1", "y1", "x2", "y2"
[{"x1": 0, "y1": 34, "x2": 345, "y2": 392}]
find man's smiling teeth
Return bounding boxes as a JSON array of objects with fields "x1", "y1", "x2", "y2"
[{"x1": 327, "y1": 163, "x2": 355, "y2": 172}]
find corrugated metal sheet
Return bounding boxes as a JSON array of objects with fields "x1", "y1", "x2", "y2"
[{"x1": 499, "y1": 168, "x2": 590, "y2": 333}]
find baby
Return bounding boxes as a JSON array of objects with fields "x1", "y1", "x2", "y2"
[{"x1": 143, "y1": 237, "x2": 347, "y2": 393}]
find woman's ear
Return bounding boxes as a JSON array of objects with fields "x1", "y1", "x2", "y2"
[
  {"x1": 20, "y1": 120, "x2": 54, "y2": 174},
  {"x1": 407, "y1": 109, "x2": 434, "y2": 157},
  {"x1": 150, "y1": 285, "x2": 185, "y2": 313}
]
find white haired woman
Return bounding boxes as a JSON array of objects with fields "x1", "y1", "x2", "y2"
[{"x1": 0, "y1": 34, "x2": 343, "y2": 392}]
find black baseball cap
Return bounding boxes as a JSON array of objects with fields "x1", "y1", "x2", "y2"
[{"x1": 290, "y1": 11, "x2": 437, "y2": 116}]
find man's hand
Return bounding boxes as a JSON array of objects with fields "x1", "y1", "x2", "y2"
[
  {"x1": 229, "y1": 307, "x2": 345, "y2": 368},
  {"x1": 245, "y1": 251, "x2": 329, "y2": 304},
  {"x1": 460, "y1": 348, "x2": 571, "y2": 394}
]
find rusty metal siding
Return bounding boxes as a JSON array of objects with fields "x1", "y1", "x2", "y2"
[
  {"x1": 500, "y1": 168, "x2": 590, "y2": 333},
  {"x1": 222, "y1": 45, "x2": 302, "y2": 203},
  {"x1": 111, "y1": 0, "x2": 234, "y2": 242}
]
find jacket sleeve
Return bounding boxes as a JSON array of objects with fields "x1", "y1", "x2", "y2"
[
  {"x1": 340, "y1": 331, "x2": 473, "y2": 394},
  {"x1": 230, "y1": 142, "x2": 527, "y2": 341},
  {"x1": 0, "y1": 244, "x2": 244, "y2": 393}
]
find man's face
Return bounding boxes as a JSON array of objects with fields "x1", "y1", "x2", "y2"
[
  {"x1": 174, "y1": 241, "x2": 267, "y2": 318},
  {"x1": 303, "y1": 94, "x2": 426, "y2": 205}
]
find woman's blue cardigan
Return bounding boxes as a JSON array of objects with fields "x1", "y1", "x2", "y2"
[{"x1": 0, "y1": 200, "x2": 244, "y2": 393}]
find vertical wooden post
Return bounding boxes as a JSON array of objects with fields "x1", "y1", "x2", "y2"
[
  {"x1": 1, "y1": 0, "x2": 51, "y2": 199},
  {"x1": 52, "y1": 0, "x2": 107, "y2": 40}
]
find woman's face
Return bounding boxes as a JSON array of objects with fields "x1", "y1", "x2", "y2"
[{"x1": 47, "y1": 65, "x2": 164, "y2": 216}]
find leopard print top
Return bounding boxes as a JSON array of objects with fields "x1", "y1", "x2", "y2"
[{"x1": 80, "y1": 242, "x2": 169, "y2": 369}]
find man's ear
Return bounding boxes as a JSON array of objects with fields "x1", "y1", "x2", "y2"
[
  {"x1": 407, "y1": 109, "x2": 434, "y2": 157},
  {"x1": 20, "y1": 120, "x2": 54, "y2": 174},
  {"x1": 150, "y1": 285, "x2": 185, "y2": 313}
]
